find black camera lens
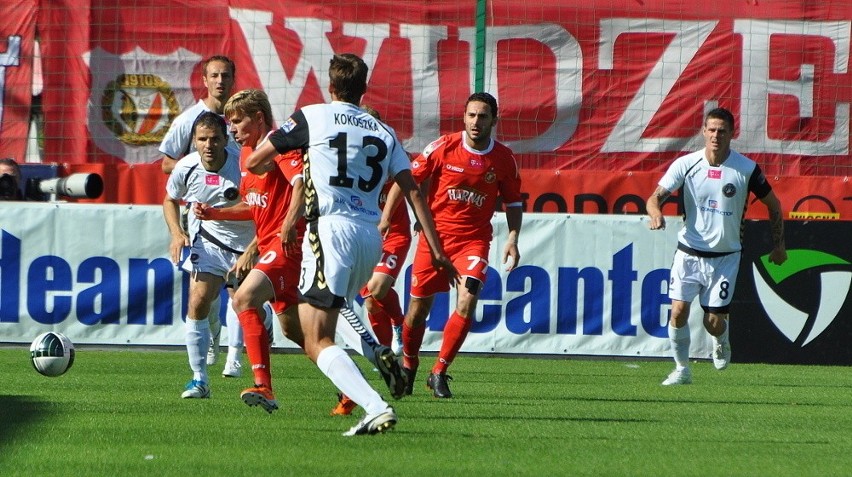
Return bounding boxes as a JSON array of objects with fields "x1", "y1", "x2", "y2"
[{"x1": 224, "y1": 187, "x2": 239, "y2": 201}]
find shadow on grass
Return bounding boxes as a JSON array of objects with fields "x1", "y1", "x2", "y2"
[
  {"x1": 0, "y1": 395, "x2": 50, "y2": 451},
  {"x1": 426, "y1": 415, "x2": 654, "y2": 423},
  {"x1": 455, "y1": 395, "x2": 823, "y2": 407}
]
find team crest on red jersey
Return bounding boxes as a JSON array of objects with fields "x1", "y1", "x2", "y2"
[{"x1": 484, "y1": 170, "x2": 496, "y2": 183}]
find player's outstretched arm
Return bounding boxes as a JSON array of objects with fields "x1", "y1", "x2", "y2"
[
  {"x1": 394, "y1": 170, "x2": 459, "y2": 284},
  {"x1": 760, "y1": 190, "x2": 787, "y2": 265},
  {"x1": 192, "y1": 202, "x2": 253, "y2": 221}
]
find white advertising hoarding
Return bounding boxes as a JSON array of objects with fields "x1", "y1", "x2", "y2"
[{"x1": 0, "y1": 203, "x2": 711, "y2": 358}]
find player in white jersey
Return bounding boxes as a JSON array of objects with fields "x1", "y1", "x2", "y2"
[
  {"x1": 246, "y1": 53, "x2": 456, "y2": 436},
  {"x1": 163, "y1": 112, "x2": 255, "y2": 399},
  {"x1": 158, "y1": 55, "x2": 246, "y2": 375},
  {"x1": 646, "y1": 107, "x2": 787, "y2": 385},
  {"x1": 159, "y1": 56, "x2": 238, "y2": 174}
]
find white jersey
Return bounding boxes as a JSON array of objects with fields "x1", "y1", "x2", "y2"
[
  {"x1": 267, "y1": 101, "x2": 411, "y2": 225},
  {"x1": 166, "y1": 149, "x2": 255, "y2": 252},
  {"x1": 658, "y1": 148, "x2": 772, "y2": 254},
  {"x1": 158, "y1": 99, "x2": 240, "y2": 160}
]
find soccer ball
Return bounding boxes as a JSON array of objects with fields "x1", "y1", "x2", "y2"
[{"x1": 30, "y1": 332, "x2": 75, "y2": 377}]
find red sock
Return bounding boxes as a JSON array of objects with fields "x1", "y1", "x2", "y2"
[
  {"x1": 366, "y1": 297, "x2": 392, "y2": 346},
  {"x1": 433, "y1": 311, "x2": 472, "y2": 375},
  {"x1": 379, "y1": 288, "x2": 404, "y2": 328},
  {"x1": 402, "y1": 321, "x2": 425, "y2": 371},
  {"x1": 238, "y1": 308, "x2": 271, "y2": 388}
]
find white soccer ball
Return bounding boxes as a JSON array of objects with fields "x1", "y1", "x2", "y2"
[{"x1": 30, "y1": 332, "x2": 75, "y2": 377}]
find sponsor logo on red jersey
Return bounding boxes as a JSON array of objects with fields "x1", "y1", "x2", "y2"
[
  {"x1": 447, "y1": 187, "x2": 486, "y2": 207},
  {"x1": 245, "y1": 190, "x2": 268, "y2": 208}
]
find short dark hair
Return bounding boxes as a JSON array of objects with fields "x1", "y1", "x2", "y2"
[
  {"x1": 203, "y1": 55, "x2": 235, "y2": 77},
  {"x1": 329, "y1": 54, "x2": 368, "y2": 104},
  {"x1": 192, "y1": 111, "x2": 228, "y2": 139},
  {"x1": 0, "y1": 157, "x2": 20, "y2": 175},
  {"x1": 705, "y1": 107, "x2": 735, "y2": 130},
  {"x1": 466, "y1": 92, "x2": 499, "y2": 118}
]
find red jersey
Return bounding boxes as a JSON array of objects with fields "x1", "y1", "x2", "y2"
[
  {"x1": 239, "y1": 147, "x2": 306, "y2": 252},
  {"x1": 411, "y1": 132, "x2": 522, "y2": 240}
]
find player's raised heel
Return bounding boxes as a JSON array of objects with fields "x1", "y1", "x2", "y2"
[
  {"x1": 375, "y1": 345, "x2": 406, "y2": 400},
  {"x1": 241, "y1": 385, "x2": 278, "y2": 413},
  {"x1": 342, "y1": 407, "x2": 397, "y2": 436}
]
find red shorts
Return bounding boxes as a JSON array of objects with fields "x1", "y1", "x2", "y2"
[
  {"x1": 359, "y1": 230, "x2": 412, "y2": 298},
  {"x1": 374, "y1": 231, "x2": 412, "y2": 280},
  {"x1": 253, "y1": 240, "x2": 300, "y2": 314},
  {"x1": 410, "y1": 236, "x2": 490, "y2": 298}
]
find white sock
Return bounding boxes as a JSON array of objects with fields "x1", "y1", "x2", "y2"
[
  {"x1": 186, "y1": 319, "x2": 210, "y2": 382},
  {"x1": 316, "y1": 345, "x2": 387, "y2": 415},
  {"x1": 227, "y1": 346, "x2": 241, "y2": 363},
  {"x1": 225, "y1": 296, "x2": 243, "y2": 349},
  {"x1": 668, "y1": 323, "x2": 690, "y2": 369},
  {"x1": 335, "y1": 309, "x2": 380, "y2": 368}
]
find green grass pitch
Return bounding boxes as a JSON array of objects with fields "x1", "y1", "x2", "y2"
[{"x1": 1, "y1": 347, "x2": 850, "y2": 476}]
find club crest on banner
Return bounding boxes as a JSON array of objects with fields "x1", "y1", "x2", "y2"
[{"x1": 83, "y1": 46, "x2": 201, "y2": 163}]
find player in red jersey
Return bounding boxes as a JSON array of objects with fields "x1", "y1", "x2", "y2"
[
  {"x1": 193, "y1": 89, "x2": 305, "y2": 413},
  {"x1": 385, "y1": 92, "x2": 523, "y2": 398}
]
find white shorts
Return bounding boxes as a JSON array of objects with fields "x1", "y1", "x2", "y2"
[
  {"x1": 668, "y1": 248, "x2": 741, "y2": 312},
  {"x1": 187, "y1": 234, "x2": 241, "y2": 284},
  {"x1": 299, "y1": 216, "x2": 382, "y2": 308}
]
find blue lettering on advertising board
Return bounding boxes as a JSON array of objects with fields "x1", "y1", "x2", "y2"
[
  {"x1": 1, "y1": 230, "x2": 182, "y2": 325},
  {"x1": 3, "y1": 230, "x2": 668, "y2": 337},
  {"x1": 402, "y1": 243, "x2": 670, "y2": 338}
]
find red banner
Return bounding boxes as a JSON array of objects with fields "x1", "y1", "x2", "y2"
[
  {"x1": 515, "y1": 170, "x2": 852, "y2": 220},
  {"x1": 22, "y1": 1, "x2": 852, "y2": 176},
  {"x1": 0, "y1": 1, "x2": 35, "y2": 163}
]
